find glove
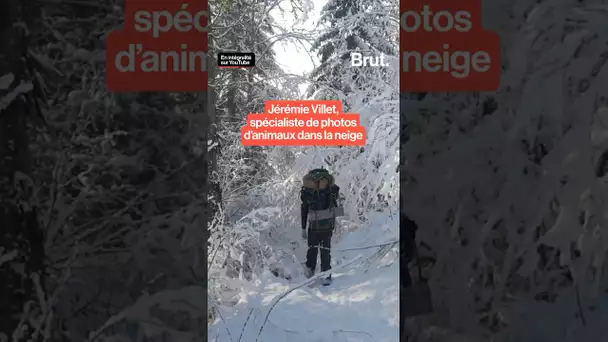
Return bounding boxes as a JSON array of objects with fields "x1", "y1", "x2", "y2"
[{"x1": 301, "y1": 229, "x2": 307, "y2": 239}]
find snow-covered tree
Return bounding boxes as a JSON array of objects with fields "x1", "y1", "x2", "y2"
[
  {"x1": 306, "y1": 0, "x2": 399, "y2": 217},
  {"x1": 308, "y1": 0, "x2": 398, "y2": 108},
  {"x1": 403, "y1": 0, "x2": 608, "y2": 340}
]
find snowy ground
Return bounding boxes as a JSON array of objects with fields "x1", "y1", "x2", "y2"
[{"x1": 208, "y1": 213, "x2": 399, "y2": 342}]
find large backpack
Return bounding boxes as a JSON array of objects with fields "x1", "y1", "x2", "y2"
[
  {"x1": 303, "y1": 168, "x2": 334, "y2": 189},
  {"x1": 301, "y1": 168, "x2": 343, "y2": 226}
]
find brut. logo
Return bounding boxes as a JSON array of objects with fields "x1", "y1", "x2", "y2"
[
  {"x1": 106, "y1": 0, "x2": 209, "y2": 92},
  {"x1": 350, "y1": 52, "x2": 389, "y2": 67},
  {"x1": 400, "y1": 0, "x2": 500, "y2": 91}
]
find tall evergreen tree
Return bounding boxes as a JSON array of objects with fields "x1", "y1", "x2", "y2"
[
  {"x1": 308, "y1": 0, "x2": 398, "y2": 108},
  {"x1": 210, "y1": 0, "x2": 286, "y2": 199}
]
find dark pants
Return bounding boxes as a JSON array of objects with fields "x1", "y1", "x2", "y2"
[{"x1": 306, "y1": 230, "x2": 332, "y2": 272}]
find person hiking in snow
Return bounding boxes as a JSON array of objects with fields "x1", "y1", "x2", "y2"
[{"x1": 300, "y1": 168, "x2": 343, "y2": 285}]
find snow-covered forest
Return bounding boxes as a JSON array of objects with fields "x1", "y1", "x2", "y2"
[
  {"x1": 0, "y1": 0, "x2": 398, "y2": 341},
  {"x1": 8, "y1": 0, "x2": 608, "y2": 340},
  {"x1": 403, "y1": 0, "x2": 608, "y2": 341}
]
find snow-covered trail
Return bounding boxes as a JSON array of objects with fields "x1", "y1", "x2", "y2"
[{"x1": 209, "y1": 215, "x2": 399, "y2": 342}]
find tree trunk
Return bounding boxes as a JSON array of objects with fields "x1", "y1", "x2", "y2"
[{"x1": 0, "y1": 0, "x2": 44, "y2": 338}]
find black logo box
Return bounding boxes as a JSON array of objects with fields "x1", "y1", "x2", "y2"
[{"x1": 217, "y1": 52, "x2": 256, "y2": 67}]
